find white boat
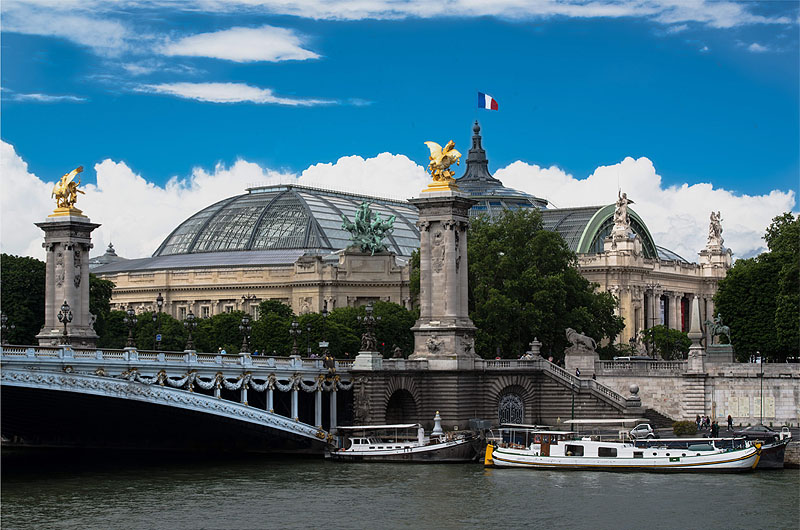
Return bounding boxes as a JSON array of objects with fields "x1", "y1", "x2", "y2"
[
  {"x1": 326, "y1": 423, "x2": 479, "y2": 463},
  {"x1": 485, "y1": 425, "x2": 761, "y2": 472}
]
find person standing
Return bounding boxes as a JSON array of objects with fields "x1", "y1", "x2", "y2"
[{"x1": 727, "y1": 414, "x2": 733, "y2": 431}]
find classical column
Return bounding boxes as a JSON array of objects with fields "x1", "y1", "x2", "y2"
[
  {"x1": 291, "y1": 387, "x2": 299, "y2": 421},
  {"x1": 43, "y1": 243, "x2": 56, "y2": 328},
  {"x1": 329, "y1": 387, "x2": 337, "y2": 431},
  {"x1": 417, "y1": 221, "x2": 432, "y2": 319},
  {"x1": 459, "y1": 221, "x2": 470, "y2": 314},
  {"x1": 444, "y1": 220, "x2": 458, "y2": 317},
  {"x1": 315, "y1": 386, "x2": 323, "y2": 428}
]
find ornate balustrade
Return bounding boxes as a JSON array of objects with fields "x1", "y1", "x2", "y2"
[{"x1": 597, "y1": 360, "x2": 688, "y2": 375}]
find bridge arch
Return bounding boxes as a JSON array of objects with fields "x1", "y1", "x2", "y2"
[
  {"x1": 487, "y1": 375, "x2": 536, "y2": 425},
  {"x1": 383, "y1": 376, "x2": 421, "y2": 424}
]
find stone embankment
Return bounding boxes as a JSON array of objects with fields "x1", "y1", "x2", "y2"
[{"x1": 785, "y1": 441, "x2": 799, "y2": 469}]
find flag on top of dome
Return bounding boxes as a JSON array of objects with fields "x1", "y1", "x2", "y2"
[{"x1": 478, "y1": 92, "x2": 499, "y2": 110}]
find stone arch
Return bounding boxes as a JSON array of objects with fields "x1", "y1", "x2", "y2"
[
  {"x1": 383, "y1": 376, "x2": 421, "y2": 424},
  {"x1": 487, "y1": 375, "x2": 536, "y2": 425}
]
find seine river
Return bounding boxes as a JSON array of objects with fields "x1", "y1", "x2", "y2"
[{"x1": 2, "y1": 450, "x2": 798, "y2": 529}]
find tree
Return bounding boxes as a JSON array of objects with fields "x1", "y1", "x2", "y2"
[
  {"x1": 715, "y1": 213, "x2": 799, "y2": 362},
  {"x1": 1, "y1": 254, "x2": 45, "y2": 345},
  {"x1": 468, "y1": 209, "x2": 624, "y2": 359},
  {"x1": 640, "y1": 325, "x2": 691, "y2": 360}
]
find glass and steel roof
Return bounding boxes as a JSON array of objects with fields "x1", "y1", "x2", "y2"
[{"x1": 153, "y1": 184, "x2": 420, "y2": 258}]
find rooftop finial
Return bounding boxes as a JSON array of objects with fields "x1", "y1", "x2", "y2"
[{"x1": 472, "y1": 120, "x2": 481, "y2": 135}]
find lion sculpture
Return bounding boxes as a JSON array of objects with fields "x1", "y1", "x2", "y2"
[{"x1": 565, "y1": 328, "x2": 597, "y2": 352}]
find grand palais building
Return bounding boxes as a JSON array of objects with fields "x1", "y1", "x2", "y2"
[{"x1": 92, "y1": 122, "x2": 731, "y2": 346}]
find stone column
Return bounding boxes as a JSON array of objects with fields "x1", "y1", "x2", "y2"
[
  {"x1": 291, "y1": 387, "x2": 299, "y2": 421},
  {"x1": 241, "y1": 385, "x2": 248, "y2": 406},
  {"x1": 315, "y1": 386, "x2": 323, "y2": 428},
  {"x1": 329, "y1": 387, "x2": 338, "y2": 431},
  {"x1": 409, "y1": 191, "x2": 477, "y2": 364},
  {"x1": 267, "y1": 387, "x2": 274, "y2": 412},
  {"x1": 36, "y1": 214, "x2": 100, "y2": 347},
  {"x1": 687, "y1": 295, "x2": 706, "y2": 374}
]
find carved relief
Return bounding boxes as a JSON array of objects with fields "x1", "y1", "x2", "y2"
[
  {"x1": 353, "y1": 376, "x2": 370, "y2": 424},
  {"x1": 431, "y1": 230, "x2": 445, "y2": 273},
  {"x1": 426, "y1": 335, "x2": 443, "y2": 354},
  {"x1": 55, "y1": 251, "x2": 65, "y2": 287},
  {"x1": 299, "y1": 297, "x2": 312, "y2": 315},
  {"x1": 73, "y1": 249, "x2": 82, "y2": 287}
]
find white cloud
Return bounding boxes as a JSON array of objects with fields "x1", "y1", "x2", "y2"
[
  {"x1": 495, "y1": 157, "x2": 796, "y2": 260},
  {"x1": 160, "y1": 25, "x2": 319, "y2": 62},
  {"x1": 2, "y1": 142, "x2": 795, "y2": 264},
  {"x1": 747, "y1": 42, "x2": 769, "y2": 53},
  {"x1": 6, "y1": 92, "x2": 87, "y2": 103},
  {"x1": 700, "y1": 45, "x2": 710, "y2": 53},
  {"x1": 138, "y1": 82, "x2": 334, "y2": 106},
  {"x1": 666, "y1": 24, "x2": 689, "y2": 33}
]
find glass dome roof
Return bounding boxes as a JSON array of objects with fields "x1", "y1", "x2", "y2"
[{"x1": 154, "y1": 185, "x2": 421, "y2": 258}]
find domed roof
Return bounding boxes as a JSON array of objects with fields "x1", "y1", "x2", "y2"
[
  {"x1": 456, "y1": 121, "x2": 548, "y2": 219},
  {"x1": 153, "y1": 184, "x2": 421, "y2": 258}
]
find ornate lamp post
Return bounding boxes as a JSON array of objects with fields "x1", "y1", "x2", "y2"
[
  {"x1": 57, "y1": 300, "x2": 73, "y2": 345},
  {"x1": 239, "y1": 314, "x2": 252, "y2": 353},
  {"x1": 1, "y1": 311, "x2": 16, "y2": 345},
  {"x1": 357, "y1": 303, "x2": 380, "y2": 352},
  {"x1": 306, "y1": 324, "x2": 312, "y2": 355},
  {"x1": 153, "y1": 292, "x2": 164, "y2": 350},
  {"x1": 184, "y1": 310, "x2": 197, "y2": 351},
  {"x1": 289, "y1": 318, "x2": 301, "y2": 356},
  {"x1": 123, "y1": 305, "x2": 138, "y2": 348}
]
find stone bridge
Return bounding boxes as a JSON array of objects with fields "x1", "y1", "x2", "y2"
[{"x1": 1, "y1": 346, "x2": 354, "y2": 453}]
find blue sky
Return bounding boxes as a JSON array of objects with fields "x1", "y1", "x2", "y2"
[{"x1": 1, "y1": 1, "x2": 798, "y2": 261}]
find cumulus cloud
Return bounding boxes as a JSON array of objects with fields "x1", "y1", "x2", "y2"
[
  {"x1": 138, "y1": 82, "x2": 334, "y2": 106},
  {"x1": 160, "y1": 25, "x2": 319, "y2": 62},
  {"x1": 1, "y1": 141, "x2": 795, "y2": 264},
  {"x1": 747, "y1": 42, "x2": 769, "y2": 53},
  {"x1": 494, "y1": 157, "x2": 796, "y2": 260}
]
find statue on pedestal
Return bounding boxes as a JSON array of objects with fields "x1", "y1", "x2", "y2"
[
  {"x1": 422, "y1": 140, "x2": 462, "y2": 192},
  {"x1": 340, "y1": 202, "x2": 395, "y2": 255},
  {"x1": 51, "y1": 166, "x2": 85, "y2": 213},
  {"x1": 611, "y1": 190, "x2": 634, "y2": 239},
  {"x1": 707, "y1": 211, "x2": 724, "y2": 248}
]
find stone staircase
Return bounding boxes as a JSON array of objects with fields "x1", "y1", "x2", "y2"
[
  {"x1": 681, "y1": 374, "x2": 706, "y2": 420},
  {"x1": 644, "y1": 408, "x2": 675, "y2": 429}
]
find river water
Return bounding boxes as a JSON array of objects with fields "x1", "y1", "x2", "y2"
[{"x1": 2, "y1": 450, "x2": 798, "y2": 529}]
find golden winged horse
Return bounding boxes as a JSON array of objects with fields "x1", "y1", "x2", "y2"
[
  {"x1": 424, "y1": 140, "x2": 462, "y2": 182},
  {"x1": 52, "y1": 166, "x2": 85, "y2": 209}
]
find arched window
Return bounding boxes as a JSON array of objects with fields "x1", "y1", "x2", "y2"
[{"x1": 498, "y1": 392, "x2": 524, "y2": 425}]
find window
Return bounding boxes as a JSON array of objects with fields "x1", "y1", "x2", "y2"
[
  {"x1": 598, "y1": 447, "x2": 617, "y2": 458},
  {"x1": 633, "y1": 451, "x2": 643, "y2": 459},
  {"x1": 225, "y1": 305, "x2": 234, "y2": 313},
  {"x1": 179, "y1": 307, "x2": 187, "y2": 319},
  {"x1": 202, "y1": 306, "x2": 210, "y2": 318},
  {"x1": 564, "y1": 445, "x2": 584, "y2": 457}
]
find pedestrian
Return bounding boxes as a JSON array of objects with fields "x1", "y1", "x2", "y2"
[
  {"x1": 695, "y1": 414, "x2": 701, "y2": 431},
  {"x1": 711, "y1": 421, "x2": 719, "y2": 438},
  {"x1": 220, "y1": 348, "x2": 227, "y2": 355},
  {"x1": 727, "y1": 414, "x2": 733, "y2": 431},
  {"x1": 253, "y1": 349, "x2": 259, "y2": 356}
]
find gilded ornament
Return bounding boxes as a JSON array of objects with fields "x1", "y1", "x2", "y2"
[
  {"x1": 422, "y1": 140, "x2": 461, "y2": 192},
  {"x1": 50, "y1": 166, "x2": 87, "y2": 217}
]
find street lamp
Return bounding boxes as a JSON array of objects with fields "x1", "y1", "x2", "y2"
[
  {"x1": 357, "y1": 303, "x2": 380, "y2": 352},
  {"x1": 757, "y1": 350, "x2": 763, "y2": 425},
  {"x1": 153, "y1": 292, "x2": 164, "y2": 350},
  {"x1": 289, "y1": 318, "x2": 301, "y2": 356},
  {"x1": 57, "y1": 300, "x2": 73, "y2": 345},
  {"x1": 184, "y1": 310, "x2": 197, "y2": 351},
  {"x1": 123, "y1": 305, "x2": 138, "y2": 348},
  {"x1": 306, "y1": 324, "x2": 312, "y2": 355},
  {"x1": 239, "y1": 314, "x2": 252, "y2": 353},
  {"x1": 1, "y1": 311, "x2": 15, "y2": 345}
]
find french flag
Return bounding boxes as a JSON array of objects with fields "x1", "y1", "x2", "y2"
[{"x1": 478, "y1": 92, "x2": 499, "y2": 110}]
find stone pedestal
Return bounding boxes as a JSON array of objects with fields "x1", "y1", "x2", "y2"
[
  {"x1": 408, "y1": 191, "x2": 477, "y2": 364},
  {"x1": 706, "y1": 344, "x2": 734, "y2": 364},
  {"x1": 35, "y1": 214, "x2": 100, "y2": 347},
  {"x1": 352, "y1": 351, "x2": 383, "y2": 370},
  {"x1": 564, "y1": 347, "x2": 599, "y2": 377}
]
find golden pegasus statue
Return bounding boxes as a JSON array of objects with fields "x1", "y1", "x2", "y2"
[
  {"x1": 424, "y1": 140, "x2": 462, "y2": 182},
  {"x1": 51, "y1": 166, "x2": 85, "y2": 209}
]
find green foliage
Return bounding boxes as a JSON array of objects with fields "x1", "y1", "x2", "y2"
[
  {"x1": 715, "y1": 213, "x2": 798, "y2": 362},
  {"x1": 468, "y1": 209, "x2": 624, "y2": 359},
  {"x1": 640, "y1": 325, "x2": 691, "y2": 360},
  {"x1": 89, "y1": 274, "x2": 115, "y2": 340},
  {"x1": 1, "y1": 254, "x2": 46, "y2": 345},
  {"x1": 672, "y1": 421, "x2": 698, "y2": 436},
  {"x1": 409, "y1": 249, "x2": 420, "y2": 305}
]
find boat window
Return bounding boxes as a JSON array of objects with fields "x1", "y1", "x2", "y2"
[
  {"x1": 633, "y1": 451, "x2": 643, "y2": 459},
  {"x1": 564, "y1": 444, "x2": 584, "y2": 457},
  {"x1": 598, "y1": 447, "x2": 617, "y2": 458},
  {"x1": 534, "y1": 434, "x2": 541, "y2": 443}
]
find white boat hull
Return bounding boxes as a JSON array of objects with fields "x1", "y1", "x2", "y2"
[
  {"x1": 327, "y1": 436, "x2": 478, "y2": 463},
  {"x1": 487, "y1": 444, "x2": 760, "y2": 472}
]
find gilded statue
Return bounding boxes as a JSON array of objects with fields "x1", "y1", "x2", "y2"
[
  {"x1": 51, "y1": 166, "x2": 85, "y2": 209},
  {"x1": 423, "y1": 140, "x2": 461, "y2": 189}
]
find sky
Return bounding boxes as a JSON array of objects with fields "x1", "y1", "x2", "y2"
[{"x1": 1, "y1": 0, "x2": 798, "y2": 263}]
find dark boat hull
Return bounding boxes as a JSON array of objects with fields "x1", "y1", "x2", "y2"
[{"x1": 756, "y1": 439, "x2": 789, "y2": 469}]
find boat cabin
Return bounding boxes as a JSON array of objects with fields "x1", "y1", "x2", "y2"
[{"x1": 491, "y1": 425, "x2": 576, "y2": 457}]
